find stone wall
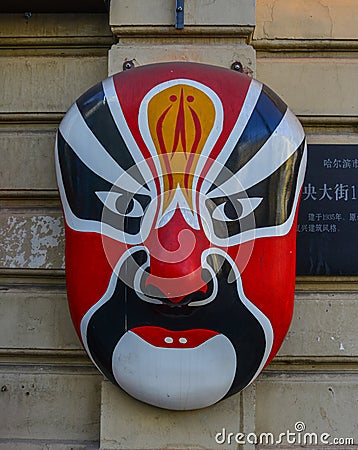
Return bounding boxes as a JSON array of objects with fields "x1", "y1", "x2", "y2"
[
  {"x1": 0, "y1": 13, "x2": 113, "y2": 450},
  {"x1": 0, "y1": 2, "x2": 357, "y2": 449},
  {"x1": 253, "y1": 1, "x2": 358, "y2": 446}
]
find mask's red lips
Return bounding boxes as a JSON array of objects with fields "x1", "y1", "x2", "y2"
[{"x1": 131, "y1": 326, "x2": 219, "y2": 349}]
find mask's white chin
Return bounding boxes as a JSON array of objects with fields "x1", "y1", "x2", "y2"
[{"x1": 112, "y1": 330, "x2": 237, "y2": 410}]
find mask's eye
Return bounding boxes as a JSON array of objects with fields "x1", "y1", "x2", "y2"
[
  {"x1": 212, "y1": 197, "x2": 262, "y2": 222},
  {"x1": 96, "y1": 191, "x2": 144, "y2": 218}
]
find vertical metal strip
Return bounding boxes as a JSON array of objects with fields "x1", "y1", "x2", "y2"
[{"x1": 175, "y1": 0, "x2": 184, "y2": 29}]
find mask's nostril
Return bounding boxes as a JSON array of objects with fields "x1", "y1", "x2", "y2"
[
  {"x1": 142, "y1": 272, "x2": 215, "y2": 307},
  {"x1": 160, "y1": 295, "x2": 194, "y2": 307},
  {"x1": 144, "y1": 267, "x2": 208, "y2": 303}
]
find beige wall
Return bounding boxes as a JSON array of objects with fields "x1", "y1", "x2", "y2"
[
  {"x1": 0, "y1": 13, "x2": 113, "y2": 450},
  {"x1": 253, "y1": 1, "x2": 358, "y2": 448},
  {"x1": 0, "y1": 2, "x2": 357, "y2": 449}
]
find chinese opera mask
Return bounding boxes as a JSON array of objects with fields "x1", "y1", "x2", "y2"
[{"x1": 56, "y1": 62, "x2": 306, "y2": 410}]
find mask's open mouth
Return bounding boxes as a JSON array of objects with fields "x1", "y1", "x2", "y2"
[{"x1": 111, "y1": 326, "x2": 236, "y2": 410}]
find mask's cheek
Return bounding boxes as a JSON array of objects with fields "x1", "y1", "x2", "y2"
[
  {"x1": 227, "y1": 226, "x2": 297, "y2": 365},
  {"x1": 64, "y1": 223, "x2": 127, "y2": 342}
]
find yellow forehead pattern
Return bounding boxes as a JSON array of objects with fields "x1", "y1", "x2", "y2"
[{"x1": 147, "y1": 84, "x2": 216, "y2": 213}]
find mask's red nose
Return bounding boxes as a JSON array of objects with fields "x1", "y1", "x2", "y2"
[{"x1": 144, "y1": 209, "x2": 211, "y2": 303}]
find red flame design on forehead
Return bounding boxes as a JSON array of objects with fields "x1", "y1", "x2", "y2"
[
  {"x1": 146, "y1": 82, "x2": 217, "y2": 215},
  {"x1": 155, "y1": 88, "x2": 202, "y2": 193}
]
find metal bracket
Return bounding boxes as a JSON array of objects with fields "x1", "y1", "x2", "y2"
[
  {"x1": 231, "y1": 61, "x2": 244, "y2": 73},
  {"x1": 123, "y1": 60, "x2": 135, "y2": 71},
  {"x1": 175, "y1": 0, "x2": 184, "y2": 29}
]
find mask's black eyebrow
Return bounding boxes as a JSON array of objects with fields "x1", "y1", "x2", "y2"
[
  {"x1": 57, "y1": 130, "x2": 111, "y2": 222},
  {"x1": 246, "y1": 138, "x2": 305, "y2": 225},
  {"x1": 60, "y1": 100, "x2": 150, "y2": 194},
  {"x1": 207, "y1": 84, "x2": 287, "y2": 193},
  {"x1": 76, "y1": 81, "x2": 146, "y2": 187},
  {"x1": 208, "y1": 139, "x2": 305, "y2": 239},
  {"x1": 207, "y1": 108, "x2": 304, "y2": 199}
]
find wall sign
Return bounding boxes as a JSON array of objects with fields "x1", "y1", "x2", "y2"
[
  {"x1": 297, "y1": 144, "x2": 358, "y2": 276},
  {"x1": 56, "y1": 62, "x2": 306, "y2": 410}
]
